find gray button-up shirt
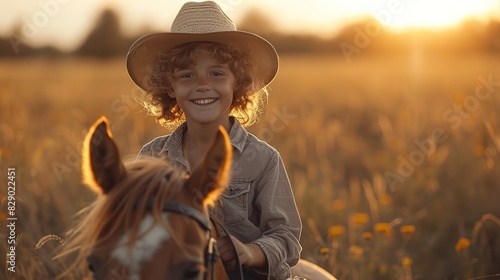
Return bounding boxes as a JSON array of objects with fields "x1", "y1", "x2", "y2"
[{"x1": 137, "y1": 118, "x2": 302, "y2": 279}]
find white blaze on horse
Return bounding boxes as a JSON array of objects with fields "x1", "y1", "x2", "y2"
[{"x1": 58, "y1": 116, "x2": 336, "y2": 280}]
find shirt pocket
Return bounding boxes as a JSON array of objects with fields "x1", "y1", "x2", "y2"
[{"x1": 220, "y1": 178, "x2": 252, "y2": 226}]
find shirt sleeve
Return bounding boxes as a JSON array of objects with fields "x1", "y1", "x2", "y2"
[{"x1": 251, "y1": 151, "x2": 302, "y2": 280}]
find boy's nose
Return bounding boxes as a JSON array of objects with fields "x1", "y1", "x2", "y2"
[
  {"x1": 196, "y1": 84, "x2": 210, "y2": 92},
  {"x1": 196, "y1": 77, "x2": 210, "y2": 91}
]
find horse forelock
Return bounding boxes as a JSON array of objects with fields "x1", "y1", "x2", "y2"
[
  {"x1": 61, "y1": 157, "x2": 187, "y2": 276},
  {"x1": 95, "y1": 158, "x2": 185, "y2": 245}
]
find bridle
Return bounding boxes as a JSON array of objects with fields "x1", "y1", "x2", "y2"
[
  {"x1": 88, "y1": 198, "x2": 243, "y2": 280},
  {"x1": 158, "y1": 200, "x2": 244, "y2": 280},
  {"x1": 159, "y1": 200, "x2": 219, "y2": 280}
]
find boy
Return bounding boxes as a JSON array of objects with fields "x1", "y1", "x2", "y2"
[{"x1": 128, "y1": 2, "x2": 302, "y2": 279}]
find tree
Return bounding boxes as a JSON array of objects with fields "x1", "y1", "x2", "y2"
[{"x1": 74, "y1": 9, "x2": 129, "y2": 58}]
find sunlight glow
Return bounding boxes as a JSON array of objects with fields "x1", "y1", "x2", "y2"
[
  {"x1": 1, "y1": 0, "x2": 499, "y2": 50},
  {"x1": 371, "y1": 0, "x2": 500, "y2": 30}
]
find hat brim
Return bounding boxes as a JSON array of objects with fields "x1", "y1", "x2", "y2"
[{"x1": 126, "y1": 31, "x2": 279, "y2": 92}]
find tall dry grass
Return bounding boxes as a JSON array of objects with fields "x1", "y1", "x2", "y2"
[{"x1": 1, "y1": 53, "x2": 499, "y2": 279}]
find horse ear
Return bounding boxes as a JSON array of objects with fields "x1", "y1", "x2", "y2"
[
  {"x1": 82, "y1": 116, "x2": 125, "y2": 194},
  {"x1": 187, "y1": 126, "x2": 232, "y2": 204}
]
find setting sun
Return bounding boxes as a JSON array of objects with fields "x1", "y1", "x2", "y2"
[
  {"x1": 245, "y1": 0, "x2": 499, "y2": 39},
  {"x1": 372, "y1": 0, "x2": 500, "y2": 30}
]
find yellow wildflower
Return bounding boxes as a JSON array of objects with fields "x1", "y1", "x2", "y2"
[
  {"x1": 374, "y1": 223, "x2": 393, "y2": 236},
  {"x1": 328, "y1": 225, "x2": 345, "y2": 238},
  {"x1": 400, "y1": 225, "x2": 416, "y2": 236},
  {"x1": 401, "y1": 257, "x2": 413, "y2": 267},
  {"x1": 351, "y1": 213, "x2": 370, "y2": 225},
  {"x1": 379, "y1": 194, "x2": 393, "y2": 206},
  {"x1": 349, "y1": 245, "x2": 363, "y2": 260},
  {"x1": 362, "y1": 231, "x2": 373, "y2": 241},
  {"x1": 319, "y1": 247, "x2": 330, "y2": 256},
  {"x1": 455, "y1": 238, "x2": 470, "y2": 252}
]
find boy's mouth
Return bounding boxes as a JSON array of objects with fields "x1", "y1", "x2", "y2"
[{"x1": 192, "y1": 98, "x2": 218, "y2": 105}]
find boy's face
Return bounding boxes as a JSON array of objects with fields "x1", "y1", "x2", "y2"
[{"x1": 169, "y1": 51, "x2": 235, "y2": 127}]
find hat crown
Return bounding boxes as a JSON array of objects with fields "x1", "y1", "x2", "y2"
[{"x1": 171, "y1": 1, "x2": 236, "y2": 34}]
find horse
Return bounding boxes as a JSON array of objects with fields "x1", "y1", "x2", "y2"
[
  {"x1": 60, "y1": 116, "x2": 337, "y2": 280},
  {"x1": 58, "y1": 116, "x2": 231, "y2": 279}
]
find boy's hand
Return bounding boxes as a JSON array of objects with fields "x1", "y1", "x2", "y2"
[{"x1": 217, "y1": 235, "x2": 268, "y2": 270}]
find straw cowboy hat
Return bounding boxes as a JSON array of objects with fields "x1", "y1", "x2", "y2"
[{"x1": 126, "y1": 1, "x2": 279, "y2": 92}]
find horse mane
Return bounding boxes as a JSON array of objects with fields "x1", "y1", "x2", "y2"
[{"x1": 57, "y1": 157, "x2": 186, "y2": 277}]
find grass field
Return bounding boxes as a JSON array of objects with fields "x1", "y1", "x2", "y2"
[{"x1": 1, "y1": 53, "x2": 500, "y2": 279}]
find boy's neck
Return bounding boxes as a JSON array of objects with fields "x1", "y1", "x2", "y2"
[{"x1": 184, "y1": 118, "x2": 232, "y2": 145}]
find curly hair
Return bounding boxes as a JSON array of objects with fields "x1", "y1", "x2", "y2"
[{"x1": 143, "y1": 41, "x2": 268, "y2": 129}]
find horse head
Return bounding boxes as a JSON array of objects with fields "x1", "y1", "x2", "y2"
[{"x1": 63, "y1": 116, "x2": 231, "y2": 280}]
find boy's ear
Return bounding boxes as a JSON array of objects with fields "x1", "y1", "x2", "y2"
[
  {"x1": 167, "y1": 88, "x2": 176, "y2": 98},
  {"x1": 82, "y1": 116, "x2": 125, "y2": 194},
  {"x1": 186, "y1": 126, "x2": 232, "y2": 205}
]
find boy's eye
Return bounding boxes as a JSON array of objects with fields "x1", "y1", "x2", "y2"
[
  {"x1": 178, "y1": 73, "x2": 194, "y2": 79},
  {"x1": 210, "y1": 71, "x2": 224, "y2": 77}
]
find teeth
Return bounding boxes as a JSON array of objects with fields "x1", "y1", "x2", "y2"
[{"x1": 192, "y1": 98, "x2": 217, "y2": 105}]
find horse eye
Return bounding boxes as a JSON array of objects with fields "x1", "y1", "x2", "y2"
[{"x1": 183, "y1": 264, "x2": 203, "y2": 279}]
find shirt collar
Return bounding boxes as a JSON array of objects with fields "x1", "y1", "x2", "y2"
[{"x1": 157, "y1": 117, "x2": 248, "y2": 159}]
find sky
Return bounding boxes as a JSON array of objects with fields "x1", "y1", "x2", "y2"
[{"x1": 1, "y1": 0, "x2": 499, "y2": 51}]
